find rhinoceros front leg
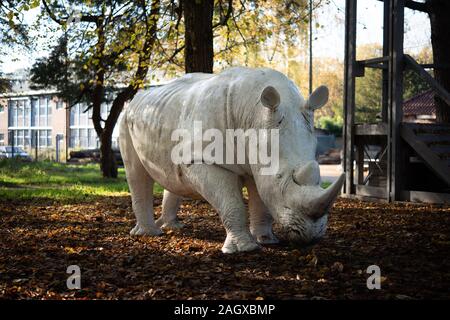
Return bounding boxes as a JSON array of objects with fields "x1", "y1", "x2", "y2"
[
  {"x1": 120, "y1": 121, "x2": 162, "y2": 237},
  {"x1": 155, "y1": 190, "x2": 184, "y2": 230},
  {"x1": 184, "y1": 164, "x2": 259, "y2": 253},
  {"x1": 246, "y1": 178, "x2": 279, "y2": 244}
]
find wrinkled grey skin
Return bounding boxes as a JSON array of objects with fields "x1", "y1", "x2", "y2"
[{"x1": 119, "y1": 67, "x2": 344, "y2": 253}]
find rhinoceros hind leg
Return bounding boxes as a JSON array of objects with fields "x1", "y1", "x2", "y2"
[
  {"x1": 155, "y1": 190, "x2": 184, "y2": 230},
  {"x1": 246, "y1": 178, "x2": 279, "y2": 245},
  {"x1": 183, "y1": 164, "x2": 259, "y2": 254}
]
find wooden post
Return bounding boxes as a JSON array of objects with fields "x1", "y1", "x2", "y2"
[
  {"x1": 343, "y1": 0, "x2": 357, "y2": 195},
  {"x1": 35, "y1": 130, "x2": 38, "y2": 161},
  {"x1": 356, "y1": 141, "x2": 365, "y2": 185},
  {"x1": 387, "y1": 0, "x2": 405, "y2": 202},
  {"x1": 381, "y1": 0, "x2": 390, "y2": 122},
  {"x1": 309, "y1": 0, "x2": 313, "y2": 95},
  {"x1": 11, "y1": 130, "x2": 15, "y2": 158}
]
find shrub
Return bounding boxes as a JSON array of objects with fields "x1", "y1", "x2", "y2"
[{"x1": 317, "y1": 116, "x2": 343, "y2": 137}]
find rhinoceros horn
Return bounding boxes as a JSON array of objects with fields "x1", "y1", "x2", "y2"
[
  {"x1": 306, "y1": 174, "x2": 344, "y2": 220},
  {"x1": 293, "y1": 160, "x2": 321, "y2": 185},
  {"x1": 293, "y1": 162, "x2": 344, "y2": 220}
]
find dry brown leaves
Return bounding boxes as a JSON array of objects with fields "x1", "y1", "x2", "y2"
[{"x1": 0, "y1": 197, "x2": 449, "y2": 300}]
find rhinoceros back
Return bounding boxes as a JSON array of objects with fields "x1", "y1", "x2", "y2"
[{"x1": 120, "y1": 67, "x2": 296, "y2": 195}]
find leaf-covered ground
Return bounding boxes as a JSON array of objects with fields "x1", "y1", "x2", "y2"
[{"x1": 1, "y1": 195, "x2": 449, "y2": 300}]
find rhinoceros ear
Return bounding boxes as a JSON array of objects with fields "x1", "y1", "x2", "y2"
[
  {"x1": 260, "y1": 86, "x2": 280, "y2": 111},
  {"x1": 305, "y1": 85, "x2": 329, "y2": 111}
]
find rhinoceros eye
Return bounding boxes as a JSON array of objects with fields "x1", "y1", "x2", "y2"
[{"x1": 277, "y1": 115, "x2": 284, "y2": 126}]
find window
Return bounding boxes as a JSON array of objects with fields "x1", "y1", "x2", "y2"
[
  {"x1": 70, "y1": 105, "x2": 79, "y2": 126},
  {"x1": 70, "y1": 128, "x2": 98, "y2": 148},
  {"x1": 31, "y1": 99, "x2": 38, "y2": 126},
  {"x1": 70, "y1": 103, "x2": 94, "y2": 127},
  {"x1": 70, "y1": 105, "x2": 75, "y2": 126},
  {"x1": 79, "y1": 103, "x2": 88, "y2": 126},
  {"x1": 31, "y1": 130, "x2": 37, "y2": 147},
  {"x1": 17, "y1": 101, "x2": 24, "y2": 127},
  {"x1": 24, "y1": 130, "x2": 30, "y2": 147},
  {"x1": 69, "y1": 102, "x2": 112, "y2": 149},
  {"x1": 39, "y1": 97, "x2": 47, "y2": 126},
  {"x1": 38, "y1": 130, "x2": 45, "y2": 147},
  {"x1": 88, "y1": 128, "x2": 98, "y2": 148},
  {"x1": 6, "y1": 99, "x2": 31, "y2": 127},
  {"x1": 47, "y1": 130, "x2": 52, "y2": 146},
  {"x1": 17, "y1": 130, "x2": 24, "y2": 147},
  {"x1": 47, "y1": 99, "x2": 52, "y2": 126},
  {"x1": 70, "y1": 128, "x2": 79, "y2": 148},
  {"x1": 0, "y1": 104, "x2": 4, "y2": 112},
  {"x1": 8, "y1": 101, "x2": 17, "y2": 127},
  {"x1": 79, "y1": 128, "x2": 87, "y2": 148},
  {"x1": 24, "y1": 101, "x2": 30, "y2": 127},
  {"x1": 37, "y1": 129, "x2": 52, "y2": 147},
  {"x1": 0, "y1": 133, "x2": 4, "y2": 146}
]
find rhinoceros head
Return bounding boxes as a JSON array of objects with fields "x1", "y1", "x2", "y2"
[{"x1": 250, "y1": 78, "x2": 344, "y2": 245}]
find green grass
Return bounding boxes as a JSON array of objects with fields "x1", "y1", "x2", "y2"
[
  {"x1": 0, "y1": 158, "x2": 333, "y2": 204},
  {"x1": 321, "y1": 181, "x2": 332, "y2": 189},
  {"x1": 0, "y1": 159, "x2": 163, "y2": 203}
]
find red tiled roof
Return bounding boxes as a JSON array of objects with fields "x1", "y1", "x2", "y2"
[{"x1": 403, "y1": 89, "x2": 436, "y2": 116}]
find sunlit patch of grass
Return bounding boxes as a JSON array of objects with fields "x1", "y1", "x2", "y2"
[
  {"x1": 321, "y1": 181, "x2": 332, "y2": 189},
  {"x1": 0, "y1": 159, "x2": 164, "y2": 203}
]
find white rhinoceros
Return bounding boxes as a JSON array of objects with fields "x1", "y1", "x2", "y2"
[{"x1": 119, "y1": 67, "x2": 344, "y2": 253}]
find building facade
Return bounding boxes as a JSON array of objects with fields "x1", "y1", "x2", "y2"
[{"x1": 0, "y1": 91, "x2": 119, "y2": 161}]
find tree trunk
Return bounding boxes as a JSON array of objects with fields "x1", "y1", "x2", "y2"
[
  {"x1": 97, "y1": 0, "x2": 160, "y2": 178},
  {"x1": 92, "y1": 18, "x2": 114, "y2": 177},
  {"x1": 428, "y1": 0, "x2": 450, "y2": 123},
  {"x1": 183, "y1": 0, "x2": 214, "y2": 73},
  {"x1": 100, "y1": 130, "x2": 118, "y2": 178}
]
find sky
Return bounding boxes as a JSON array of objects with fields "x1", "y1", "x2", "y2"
[
  {"x1": 1, "y1": 0, "x2": 432, "y2": 74},
  {"x1": 313, "y1": 0, "x2": 431, "y2": 59}
]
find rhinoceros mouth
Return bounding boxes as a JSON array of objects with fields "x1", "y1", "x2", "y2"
[
  {"x1": 277, "y1": 204, "x2": 329, "y2": 246},
  {"x1": 281, "y1": 224, "x2": 320, "y2": 246}
]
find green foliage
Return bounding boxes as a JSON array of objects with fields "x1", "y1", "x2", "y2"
[
  {"x1": 355, "y1": 67, "x2": 383, "y2": 123},
  {"x1": 214, "y1": 0, "x2": 312, "y2": 69},
  {"x1": 353, "y1": 44, "x2": 383, "y2": 123},
  {"x1": 321, "y1": 181, "x2": 331, "y2": 189},
  {"x1": 317, "y1": 115, "x2": 343, "y2": 137},
  {"x1": 353, "y1": 44, "x2": 433, "y2": 123},
  {"x1": 403, "y1": 68, "x2": 431, "y2": 101},
  {"x1": 30, "y1": 37, "x2": 94, "y2": 103},
  {"x1": 0, "y1": 159, "x2": 163, "y2": 203},
  {"x1": 30, "y1": 1, "x2": 163, "y2": 103},
  {"x1": 0, "y1": 0, "x2": 31, "y2": 58},
  {"x1": 0, "y1": 75, "x2": 11, "y2": 93}
]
